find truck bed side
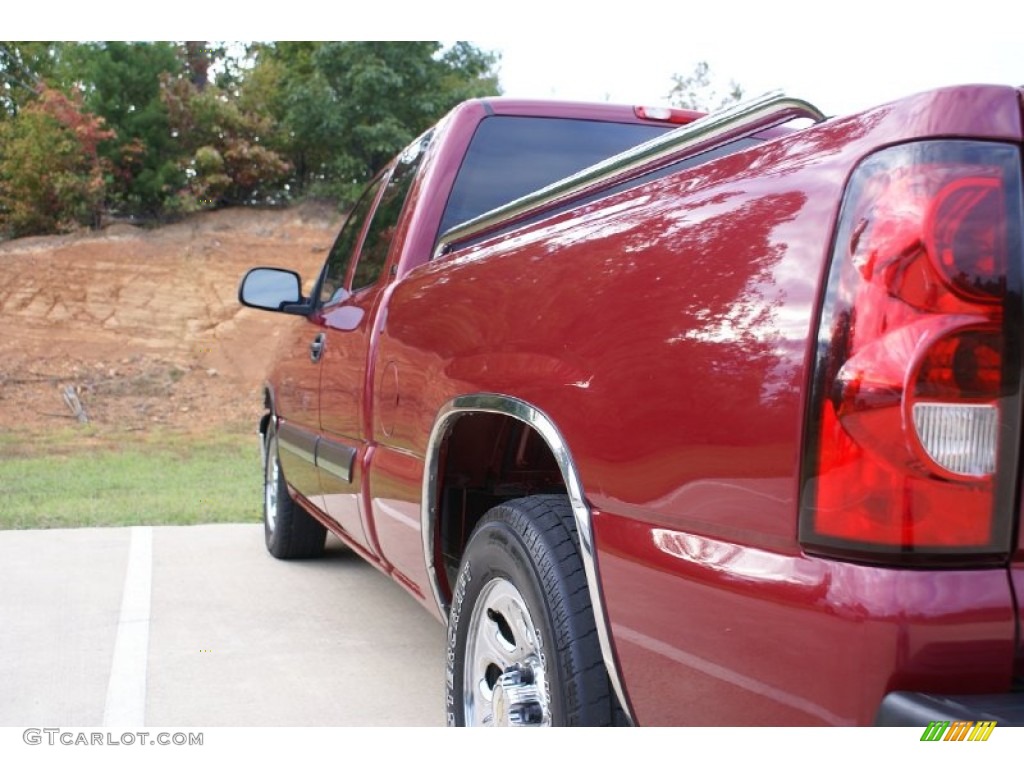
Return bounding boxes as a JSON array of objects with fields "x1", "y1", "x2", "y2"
[{"x1": 370, "y1": 85, "x2": 1024, "y2": 724}]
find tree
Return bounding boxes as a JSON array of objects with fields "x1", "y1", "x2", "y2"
[
  {"x1": 0, "y1": 40, "x2": 503, "y2": 237},
  {"x1": 0, "y1": 85, "x2": 114, "y2": 237},
  {"x1": 72, "y1": 41, "x2": 185, "y2": 217},
  {"x1": 245, "y1": 41, "x2": 500, "y2": 200},
  {"x1": 0, "y1": 42, "x2": 77, "y2": 119},
  {"x1": 160, "y1": 71, "x2": 292, "y2": 208},
  {"x1": 183, "y1": 41, "x2": 218, "y2": 91},
  {"x1": 667, "y1": 61, "x2": 744, "y2": 113}
]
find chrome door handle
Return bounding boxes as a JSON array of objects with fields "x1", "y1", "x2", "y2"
[{"x1": 309, "y1": 333, "x2": 326, "y2": 363}]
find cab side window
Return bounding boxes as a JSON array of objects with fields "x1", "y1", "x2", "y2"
[
  {"x1": 318, "y1": 131, "x2": 431, "y2": 304},
  {"x1": 318, "y1": 176, "x2": 385, "y2": 306},
  {"x1": 350, "y1": 133, "x2": 431, "y2": 293}
]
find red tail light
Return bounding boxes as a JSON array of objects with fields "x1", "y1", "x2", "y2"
[{"x1": 800, "y1": 141, "x2": 1024, "y2": 565}]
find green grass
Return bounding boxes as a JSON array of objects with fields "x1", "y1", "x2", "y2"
[{"x1": 0, "y1": 428, "x2": 262, "y2": 529}]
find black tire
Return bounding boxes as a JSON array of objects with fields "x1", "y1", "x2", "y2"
[
  {"x1": 263, "y1": 420, "x2": 327, "y2": 559},
  {"x1": 445, "y1": 494, "x2": 618, "y2": 726}
]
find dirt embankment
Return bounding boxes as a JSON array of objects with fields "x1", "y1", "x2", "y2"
[{"x1": 0, "y1": 204, "x2": 341, "y2": 437}]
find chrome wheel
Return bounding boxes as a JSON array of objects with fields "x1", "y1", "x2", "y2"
[
  {"x1": 446, "y1": 497, "x2": 617, "y2": 726},
  {"x1": 462, "y1": 577, "x2": 550, "y2": 726},
  {"x1": 264, "y1": 434, "x2": 280, "y2": 534},
  {"x1": 261, "y1": 420, "x2": 326, "y2": 559}
]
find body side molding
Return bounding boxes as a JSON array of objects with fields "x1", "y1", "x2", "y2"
[
  {"x1": 277, "y1": 420, "x2": 317, "y2": 465},
  {"x1": 317, "y1": 438, "x2": 357, "y2": 484}
]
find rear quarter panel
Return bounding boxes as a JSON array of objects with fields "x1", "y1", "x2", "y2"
[{"x1": 373, "y1": 85, "x2": 1024, "y2": 723}]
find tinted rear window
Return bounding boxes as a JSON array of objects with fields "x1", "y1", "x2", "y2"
[{"x1": 438, "y1": 116, "x2": 671, "y2": 237}]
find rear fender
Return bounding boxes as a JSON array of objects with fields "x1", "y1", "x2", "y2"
[{"x1": 421, "y1": 392, "x2": 634, "y2": 723}]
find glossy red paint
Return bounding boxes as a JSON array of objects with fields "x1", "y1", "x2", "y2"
[
  {"x1": 373, "y1": 85, "x2": 1023, "y2": 723},
  {"x1": 1016, "y1": 498, "x2": 1024, "y2": 682},
  {"x1": 391, "y1": 98, "x2": 696, "y2": 278},
  {"x1": 254, "y1": 85, "x2": 1024, "y2": 725},
  {"x1": 595, "y1": 511, "x2": 1016, "y2": 725},
  {"x1": 316, "y1": 281, "x2": 387, "y2": 553},
  {"x1": 270, "y1": 95, "x2": 683, "y2": 596},
  {"x1": 1014, "y1": 564, "x2": 1024, "y2": 684}
]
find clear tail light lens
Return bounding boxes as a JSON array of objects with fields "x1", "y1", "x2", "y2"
[
  {"x1": 800, "y1": 141, "x2": 1024, "y2": 564},
  {"x1": 911, "y1": 402, "x2": 998, "y2": 477}
]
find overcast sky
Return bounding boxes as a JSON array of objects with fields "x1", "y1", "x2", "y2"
[
  {"x1": 470, "y1": 0, "x2": 1021, "y2": 116},
  {"x1": 11, "y1": 0, "x2": 1022, "y2": 118},
  {"x1": 478, "y1": 29, "x2": 1020, "y2": 117}
]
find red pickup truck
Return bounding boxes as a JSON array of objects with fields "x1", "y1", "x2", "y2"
[{"x1": 239, "y1": 86, "x2": 1024, "y2": 727}]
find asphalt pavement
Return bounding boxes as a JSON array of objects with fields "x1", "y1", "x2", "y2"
[{"x1": 0, "y1": 524, "x2": 446, "y2": 726}]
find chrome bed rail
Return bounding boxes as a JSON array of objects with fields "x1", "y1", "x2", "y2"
[{"x1": 435, "y1": 91, "x2": 826, "y2": 256}]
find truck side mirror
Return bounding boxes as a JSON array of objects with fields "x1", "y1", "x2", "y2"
[{"x1": 238, "y1": 267, "x2": 311, "y2": 316}]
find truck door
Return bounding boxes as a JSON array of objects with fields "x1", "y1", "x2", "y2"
[
  {"x1": 317, "y1": 137, "x2": 429, "y2": 556},
  {"x1": 307, "y1": 174, "x2": 386, "y2": 552}
]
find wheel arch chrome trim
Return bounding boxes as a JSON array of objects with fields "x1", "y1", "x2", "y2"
[
  {"x1": 259, "y1": 382, "x2": 278, "y2": 470},
  {"x1": 422, "y1": 393, "x2": 635, "y2": 724}
]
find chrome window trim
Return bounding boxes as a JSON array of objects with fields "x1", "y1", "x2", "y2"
[{"x1": 422, "y1": 393, "x2": 635, "y2": 724}]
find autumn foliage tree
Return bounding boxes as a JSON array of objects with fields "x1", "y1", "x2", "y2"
[
  {"x1": 0, "y1": 85, "x2": 114, "y2": 237},
  {"x1": 160, "y1": 73, "x2": 292, "y2": 209},
  {"x1": 0, "y1": 40, "x2": 501, "y2": 238},
  {"x1": 0, "y1": 42, "x2": 75, "y2": 120}
]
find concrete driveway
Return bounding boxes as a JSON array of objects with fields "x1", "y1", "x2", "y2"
[{"x1": 0, "y1": 524, "x2": 446, "y2": 726}]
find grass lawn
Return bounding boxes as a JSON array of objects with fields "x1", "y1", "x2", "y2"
[{"x1": 0, "y1": 427, "x2": 262, "y2": 529}]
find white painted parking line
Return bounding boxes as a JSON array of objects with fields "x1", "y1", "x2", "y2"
[
  {"x1": 102, "y1": 526, "x2": 152, "y2": 728},
  {"x1": 1, "y1": 525, "x2": 444, "y2": 726}
]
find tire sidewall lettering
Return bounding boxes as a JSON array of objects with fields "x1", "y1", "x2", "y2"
[
  {"x1": 445, "y1": 560, "x2": 472, "y2": 726},
  {"x1": 443, "y1": 497, "x2": 610, "y2": 727}
]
